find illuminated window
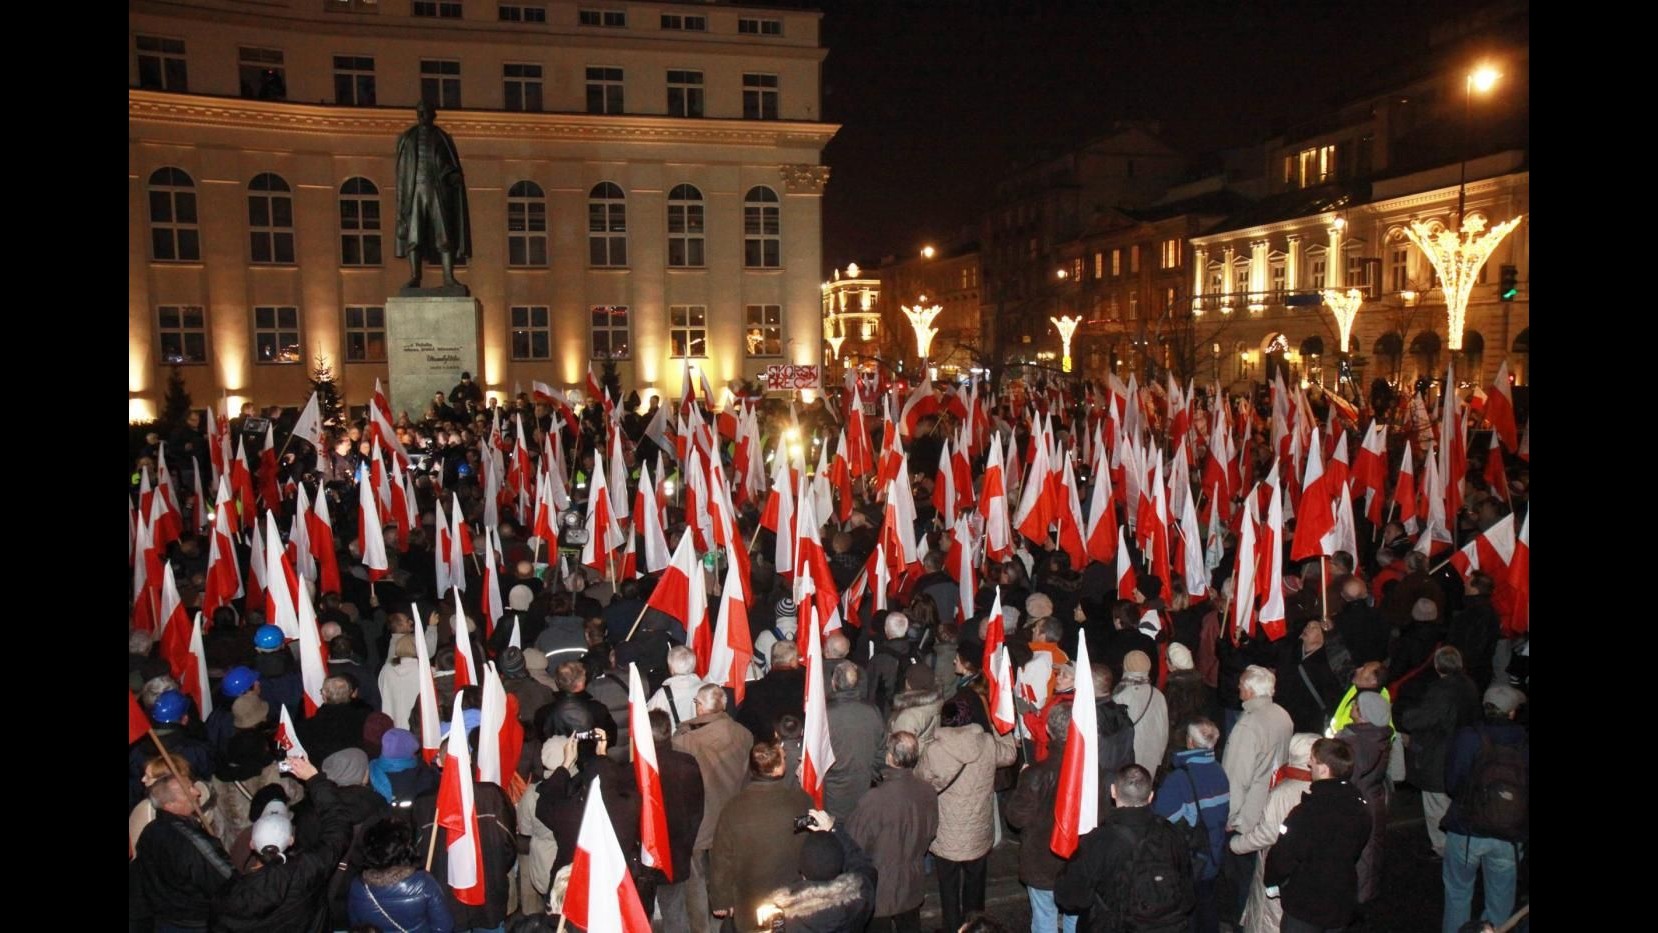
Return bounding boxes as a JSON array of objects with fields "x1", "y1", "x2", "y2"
[
  {"x1": 669, "y1": 305, "x2": 707, "y2": 358},
  {"x1": 344, "y1": 306, "x2": 386, "y2": 362},
  {"x1": 1072, "y1": 258, "x2": 1084, "y2": 281},
  {"x1": 743, "y1": 73, "x2": 778, "y2": 120},
  {"x1": 744, "y1": 186, "x2": 780, "y2": 268},
  {"x1": 507, "y1": 181, "x2": 547, "y2": 267},
  {"x1": 420, "y1": 59, "x2": 461, "y2": 108},
  {"x1": 136, "y1": 35, "x2": 188, "y2": 91},
  {"x1": 158, "y1": 306, "x2": 207, "y2": 364},
  {"x1": 1310, "y1": 257, "x2": 1326, "y2": 291},
  {"x1": 148, "y1": 168, "x2": 199, "y2": 262},
  {"x1": 1390, "y1": 246, "x2": 1409, "y2": 292},
  {"x1": 588, "y1": 182, "x2": 627, "y2": 266},
  {"x1": 1128, "y1": 293, "x2": 1139, "y2": 320},
  {"x1": 510, "y1": 306, "x2": 551, "y2": 360},
  {"x1": 238, "y1": 47, "x2": 285, "y2": 100},
  {"x1": 254, "y1": 307, "x2": 301, "y2": 365},
  {"x1": 1161, "y1": 238, "x2": 1181, "y2": 270},
  {"x1": 667, "y1": 184, "x2": 705, "y2": 267},
  {"x1": 1130, "y1": 245, "x2": 1141, "y2": 274},
  {"x1": 1270, "y1": 261, "x2": 1286, "y2": 297},
  {"x1": 339, "y1": 177, "x2": 382, "y2": 266},
  {"x1": 667, "y1": 70, "x2": 703, "y2": 117},
  {"x1": 745, "y1": 304, "x2": 782, "y2": 356},
  {"x1": 590, "y1": 305, "x2": 630, "y2": 359},
  {"x1": 1094, "y1": 252, "x2": 1104, "y2": 279},
  {"x1": 1295, "y1": 145, "x2": 1337, "y2": 188},
  {"x1": 1112, "y1": 249, "x2": 1122, "y2": 277},
  {"x1": 248, "y1": 173, "x2": 294, "y2": 265},
  {"x1": 504, "y1": 63, "x2": 542, "y2": 112},
  {"x1": 586, "y1": 66, "x2": 623, "y2": 114}
]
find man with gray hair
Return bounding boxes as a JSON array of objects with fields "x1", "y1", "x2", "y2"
[
  {"x1": 1153, "y1": 718, "x2": 1230, "y2": 933},
  {"x1": 736, "y1": 639, "x2": 806, "y2": 743},
  {"x1": 672, "y1": 683, "x2": 755, "y2": 933},
  {"x1": 824, "y1": 661, "x2": 886, "y2": 822},
  {"x1": 867, "y1": 611, "x2": 921, "y2": 716},
  {"x1": 296, "y1": 674, "x2": 373, "y2": 765},
  {"x1": 848, "y1": 731, "x2": 939, "y2": 932},
  {"x1": 648, "y1": 645, "x2": 708, "y2": 728},
  {"x1": 1220, "y1": 664, "x2": 1293, "y2": 923}
]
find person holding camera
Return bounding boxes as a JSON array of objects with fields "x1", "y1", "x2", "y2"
[
  {"x1": 708, "y1": 741, "x2": 813, "y2": 932},
  {"x1": 757, "y1": 808, "x2": 879, "y2": 932}
]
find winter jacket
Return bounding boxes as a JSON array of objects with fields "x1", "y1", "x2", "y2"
[
  {"x1": 845, "y1": 767, "x2": 938, "y2": 918},
  {"x1": 378, "y1": 629, "x2": 437, "y2": 729},
  {"x1": 656, "y1": 741, "x2": 707, "y2": 882},
  {"x1": 1151, "y1": 748, "x2": 1230, "y2": 881},
  {"x1": 824, "y1": 688, "x2": 885, "y2": 821},
  {"x1": 914, "y1": 723, "x2": 1017, "y2": 861},
  {"x1": 1263, "y1": 779, "x2": 1372, "y2": 930},
  {"x1": 131, "y1": 809, "x2": 236, "y2": 929},
  {"x1": 295, "y1": 701, "x2": 372, "y2": 767},
  {"x1": 1332, "y1": 600, "x2": 1390, "y2": 666},
  {"x1": 1396, "y1": 672, "x2": 1481, "y2": 793},
  {"x1": 865, "y1": 638, "x2": 918, "y2": 714},
  {"x1": 348, "y1": 867, "x2": 454, "y2": 932},
  {"x1": 1441, "y1": 720, "x2": 1529, "y2": 839},
  {"x1": 1229, "y1": 772, "x2": 1312, "y2": 933},
  {"x1": 1448, "y1": 597, "x2": 1501, "y2": 690},
  {"x1": 1220, "y1": 696, "x2": 1293, "y2": 833},
  {"x1": 210, "y1": 775, "x2": 354, "y2": 933},
  {"x1": 537, "y1": 756, "x2": 640, "y2": 878},
  {"x1": 1337, "y1": 722, "x2": 1391, "y2": 904},
  {"x1": 1052, "y1": 805, "x2": 1188, "y2": 932},
  {"x1": 1275, "y1": 643, "x2": 1344, "y2": 734},
  {"x1": 671, "y1": 710, "x2": 755, "y2": 852},
  {"x1": 647, "y1": 672, "x2": 708, "y2": 727},
  {"x1": 887, "y1": 688, "x2": 943, "y2": 746},
  {"x1": 1004, "y1": 741, "x2": 1071, "y2": 889},
  {"x1": 1095, "y1": 697, "x2": 1138, "y2": 786},
  {"x1": 413, "y1": 780, "x2": 518, "y2": 929},
  {"x1": 1114, "y1": 677, "x2": 1170, "y2": 779},
  {"x1": 736, "y1": 667, "x2": 807, "y2": 743},
  {"x1": 515, "y1": 777, "x2": 559, "y2": 901},
  {"x1": 762, "y1": 827, "x2": 879, "y2": 933},
  {"x1": 707, "y1": 776, "x2": 813, "y2": 926},
  {"x1": 502, "y1": 672, "x2": 557, "y2": 731},
  {"x1": 536, "y1": 691, "x2": 619, "y2": 746}
]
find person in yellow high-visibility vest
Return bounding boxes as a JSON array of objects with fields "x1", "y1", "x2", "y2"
[{"x1": 1327, "y1": 661, "x2": 1394, "y2": 738}]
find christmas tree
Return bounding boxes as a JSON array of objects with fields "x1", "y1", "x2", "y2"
[{"x1": 309, "y1": 353, "x2": 345, "y2": 428}]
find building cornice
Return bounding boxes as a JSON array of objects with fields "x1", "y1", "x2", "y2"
[{"x1": 129, "y1": 91, "x2": 839, "y2": 149}]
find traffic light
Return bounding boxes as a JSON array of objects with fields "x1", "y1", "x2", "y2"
[{"x1": 1499, "y1": 264, "x2": 1519, "y2": 301}]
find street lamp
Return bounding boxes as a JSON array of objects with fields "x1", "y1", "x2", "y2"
[
  {"x1": 1458, "y1": 64, "x2": 1502, "y2": 226},
  {"x1": 921, "y1": 245, "x2": 936, "y2": 260},
  {"x1": 1051, "y1": 315, "x2": 1081, "y2": 373}
]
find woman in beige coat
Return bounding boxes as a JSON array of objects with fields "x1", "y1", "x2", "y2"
[
  {"x1": 915, "y1": 693, "x2": 1017, "y2": 933},
  {"x1": 1230, "y1": 732, "x2": 1322, "y2": 933}
]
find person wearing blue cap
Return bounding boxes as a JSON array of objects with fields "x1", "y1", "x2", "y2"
[
  {"x1": 129, "y1": 688, "x2": 217, "y2": 813},
  {"x1": 205, "y1": 665, "x2": 262, "y2": 759},
  {"x1": 252, "y1": 624, "x2": 306, "y2": 720}
]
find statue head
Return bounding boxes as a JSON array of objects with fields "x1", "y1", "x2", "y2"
[{"x1": 415, "y1": 99, "x2": 436, "y2": 126}]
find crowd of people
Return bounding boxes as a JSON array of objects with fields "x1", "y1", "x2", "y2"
[{"x1": 128, "y1": 367, "x2": 1529, "y2": 933}]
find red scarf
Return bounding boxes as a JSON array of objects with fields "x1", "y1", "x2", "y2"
[{"x1": 1270, "y1": 764, "x2": 1312, "y2": 790}]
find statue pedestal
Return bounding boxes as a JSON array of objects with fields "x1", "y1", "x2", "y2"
[{"x1": 384, "y1": 296, "x2": 482, "y2": 423}]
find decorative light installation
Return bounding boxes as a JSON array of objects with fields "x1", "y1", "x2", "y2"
[
  {"x1": 903, "y1": 298, "x2": 944, "y2": 362},
  {"x1": 1051, "y1": 314, "x2": 1081, "y2": 373},
  {"x1": 826, "y1": 313, "x2": 846, "y2": 359},
  {"x1": 1403, "y1": 214, "x2": 1523, "y2": 350},
  {"x1": 1321, "y1": 288, "x2": 1365, "y2": 357}
]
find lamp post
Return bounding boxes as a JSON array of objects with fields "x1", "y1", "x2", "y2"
[
  {"x1": 1458, "y1": 65, "x2": 1502, "y2": 227},
  {"x1": 1051, "y1": 314, "x2": 1081, "y2": 373}
]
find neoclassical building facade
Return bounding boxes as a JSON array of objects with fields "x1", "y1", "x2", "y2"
[{"x1": 129, "y1": 0, "x2": 836, "y2": 419}]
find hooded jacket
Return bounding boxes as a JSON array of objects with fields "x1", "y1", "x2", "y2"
[{"x1": 914, "y1": 723, "x2": 1017, "y2": 861}]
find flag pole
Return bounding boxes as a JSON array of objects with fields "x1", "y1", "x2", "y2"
[
  {"x1": 423, "y1": 812, "x2": 441, "y2": 871},
  {"x1": 148, "y1": 727, "x2": 211, "y2": 828},
  {"x1": 624, "y1": 601, "x2": 650, "y2": 642}
]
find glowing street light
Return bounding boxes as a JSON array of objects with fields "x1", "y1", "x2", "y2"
[
  {"x1": 902, "y1": 298, "x2": 944, "y2": 363},
  {"x1": 1403, "y1": 214, "x2": 1523, "y2": 351},
  {"x1": 1051, "y1": 315, "x2": 1081, "y2": 373},
  {"x1": 921, "y1": 245, "x2": 936, "y2": 259}
]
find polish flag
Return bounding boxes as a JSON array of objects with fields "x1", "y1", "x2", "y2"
[
  {"x1": 628, "y1": 664, "x2": 673, "y2": 880},
  {"x1": 647, "y1": 533, "x2": 709, "y2": 672},
  {"x1": 475, "y1": 662, "x2": 508, "y2": 786},
  {"x1": 294, "y1": 556, "x2": 329, "y2": 717},
  {"x1": 581, "y1": 447, "x2": 624, "y2": 575},
  {"x1": 1392, "y1": 443, "x2": 1419, "y2": 534},
  {"x1": 829, "y1": 429, "x2": 855, "y2": 524},
  {"x1": 980, "y1": 434, "x2": 1013, "y2": 563},
  {"x1": 1290, "y1": 428, "x2": 1336, "y2": 561},
  {"x1": 412, "y1": 605, "x2": 442, "y2": 762},
  {"x1": 1177, "y1": 489, "x2": 1209, "y2": 601},
  {"x1": 389, "y1": 456, "x2": 414, "y2": 553},
  {"x1": 451, "y1": 588, "x2": 477, "y2": 690},
  {"x1": 563, "y1": 775, "x2": 652, "y2": 933},
  {"x1": 434, "y1": 499, "x2": 453, "y2": 598},
  {"x1": 983, "y1": 588, "x2": 1014, "y2": 734},
  {"x1": 948, "y1": 514, "x2": 976, "y2": 625},
  {"x1": 1050, "y1": 635, "x2": 1099, "y2": 858},
  {"x1": 202, "y1": 478, "x2": 244, "y2": 615},
  {"x1": 586, "y1": 364, "x2": 614, "y2": 418},
  {"x1": 707, "y1": 545, "x2": 754, "y2": 706},
  {"x1": 447, "y1": 494, "x2": 472, "y2": 594},
  {"x1": 1055, "y1": 453, "x2": 1088, "y2": 575},
  {"x1": 245, "y1": 520, "x2": 267, "y2": 619},
  {"x1": 479, "y1": 527, "x2": 503, "y2": 637},
  {"x1": 369, "y1": 379, "x2": 411, "y2": 468},
  {"x1": 435, "y1": 695, "x2": 486, "y2": 906},
  {"x1": 176, "y1": 612, "x2": 213, "y2": 721},
  {"x1": 932, "y1": 437, "x2": 957, "y2": 527},
  {"x1": 275, "y1": 703, "x2": 308, "y2": 761},
  {"x1": 291, "y1": 484, "x2": 315, "y2": 583},
  {"x1": 990, "y1": 646, "x2": 1018, "y2": 739},
  {"x1": 1353, "y1": 422, "x2": 1389, "y2": 525},
  {"x1": 1084, "y1": 441, "x2": 1119, "y2": 566},
  {"x1": 800, "y1": 615, "x2": 836, "y2": 808},
  {"x1": 358, "y1": 469, "x2": 389, "y2": 582},
  {"x1": 1256, "y1": 466, "x2": 1287, "y2": 640},
  {"x1": 1484, "y1": 359, "x2": 1518, "y2": 451},
  {"x1": 846, "y1": 383, "x2": 875, "y2": 478},
  {"x1": 1506, "y1": 509, "x2": 1529, "y2": 636},
  {"x1": 230, "y1": 435, "x2": 256, "y2": 529},
  {"x1": 257, "y1": 424, "x2": 281, "y2": 512},
  {"x1": 1420, "y1": 446, "x2": 1453, "y2": 545},
  {"x1": 263, "y1": 512, "x2": 303, "y2": 642},
  {"x1": 634, "y1": 463, "x2": 670, "y2": 576},
  {"x1": 1230, "y1": 497, "x2": 1259, "y2": 638},
  {"x1": 1329, "y1": 481, "x2": 1359, "y2": 564},
  {"x1": 1483, "y1": 431, "x2": 1510, "y2": 504},
  {"x1": 1449, "y1": 513, "x2": 1517, "y2": 580},
  {"x1": 1114, "y1": 527, "x2": 1138, "y2": 600},
  {"x1": 307, "y1": 485, "x2": 341, "y2": 596},
  {"x1": 1438, "y1": 363, "x2": 1466, "y2": 520},
  {"x1": 1013, "y1": 426, "x2": 1054, "y2": 547},
  {"x1": 189, "y1": 463, "x2": 210, "y2": 536},
  {"x1": 760, "y1": 458, "x2": 795, "y2": 579}
]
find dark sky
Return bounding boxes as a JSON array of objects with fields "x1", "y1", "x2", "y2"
[{"x1": 817, "y1": 0, "x2": 1452, "y2": 271}]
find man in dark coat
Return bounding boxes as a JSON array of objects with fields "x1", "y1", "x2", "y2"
[
  {"x1": 1395, "y1": 645, "x2": 1481, "y2": 859},
  {"x1": 296, "y1": 676, "x2": 374, "y2": 766},
  {"x1": 736, "y1": 640, "x2": 807, "y2": 743},
  {"x1": 708, "y1": 741, "x2": 812, "y2": 930},
  {"x1": 846, "y1": 731, "x2": 939, "y2": 932},
  {"x1": 1263, "y1": 739, "x2": 1372, "y2": 932},
  {"x1": 1447, "y1": 572, "x2": 1502, "y2": 691},
  {"x1": 130, "y1": 767, "x2": 237, "y2": 929},
  {"x1": 823, "y1": 662, "x2": 885, "y2": 823},
  {"x1": 1053, "y1": 764, "x2": 1192, "y2": 933},
  {"x1": 1331, "y1": 576, "x2": 1390, "y2": 666},
  {"x1": 1276, "y1": 620, "x2": 1346, "y2": 734},
  {"x1": 1007, "y1": 704, "x2": 1085, "y2": 933},
  {"x1": 762, "y1": 816, "x2": 880, "y2": 932},
  {"x1": 647, "y1": 710, "x2": 707, "y2": 929},
  {"x1": 212, "y1": 758, "x2": 355, "y2": 932}
]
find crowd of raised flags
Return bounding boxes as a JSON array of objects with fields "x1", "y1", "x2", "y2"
[{"x1": 129, "y1": 350, "x2": 1529, "y2": 929}]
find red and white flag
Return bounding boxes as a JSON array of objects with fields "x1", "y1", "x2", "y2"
[
  {"x1": 980, "y1": 434, "x2": 1012, "y2": 562},
  {"x1": 1353, "y1": 422, "x2": 1389, "y2": 525},
  {"x1": 202, "y1": 478, "x2": 244, "y2": 616},
  {"x1": 448, "y1": 494, "x2": 471, "y2": 594},
  {"x1": 358, "y1": 469, "x2": 389, "y2": 582},
  {"x1": 982, "y1": 587, "x2": 1014, "y2": 734},
  {"x1": 635, "y1": 462, "x2": 671, "y2": 575},
  {"x1": 294, "y1": 555, "x2": 328, "y2": 716},
  {"x1": 1392, "y1": 443, "x2": 1419, "y2": 534},
  {"x1": 760, "y1": 457, "x2": 795, "y2": 578},
  {"x1": 629, "y1": 663, "x2": 673, "y2": 880},
  {"x1": 800, "y1": 615, "x2": 836, "y2": 808},
  {"x1": 707, "y1": 545, "x2": 754, "y2": 706},
  {"x1": 476, "y1": 662, "x2": 508, "y2": 787},
  {"x1": 1506, "y1": 508, "x2": 1529, "y2": 636},
  {"x1": 1050, "y1": 635, "x2": 1099, "y2": 858},
  {"x1": 563, "y1": 775, "x2": 652, "y2": 933},
  {"x1": 435, "y1": 695, "x2": 486, "y2": 906},
  {"x1": 646, "y1": 533, "x2": 710, "y2": 672},
  {"x1": 263, "y1": 512, "x2": 302, "y2": 642},
  {"x1": 1114, "y1": 527, "x2": 1138, "y2": 600},
  {"x1": 1483, "y1": 431, "x2": 1510, "y2": 504},
  {"x1": 369, "y1": 378, "x2": 411, "y2": 467},
  {"x1": 245, "y1": 520, "x2": 267, "y2": 619},
  {"x1": 451, "y1": 588, "x2": 478, "y2": 690},
  {"x1": 413, "y1": 605, "x2": 442, "y2": 762},
  {"x1": 1084, "y1": 439, "x2": 1119, "y2": 566},
  {"x1": 1230, "y1": 497, "x2": 1259, "y2": 637},
  {"x1": 275, "y1": 703, "x2": 307, "y2": 760},
  {"x1": 308, "y1": 484, "x2": 342, "y2": 596},
  {"x1": 1290, "y1": 428, "x2": 1336, "y2": 561},
  {"x1": 1257, "y1": 465, "x2": 1287, "y2": 640},
  {"x1": 179, "y1": 612, "x2": 212, "y2": 721},
  {"x1": 291, "y1": 484, "x2": 315, "y2": 583},
  {"x1": 580, "y1": 446, "x2": 624, "y2": 574},
  {"x1": 1449, "y1": 513, "x2": 1517, "y2": 579},
  {"x1": 479, "y1": 527, "x2": 504, "y2": 637},
  {"x1": 1485, "y1": 359, "x2": 1518, "y2": 451}
]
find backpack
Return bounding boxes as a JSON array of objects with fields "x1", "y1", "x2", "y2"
[
  {"x1": 1462, "y1": 731, "x2": 1528, "y2": 842},
  {"x1": 1171, "y1": 767, "x2": 1221, "y2": 880},
  {"x1": 1099, "y1": 817, "x2": 1196, "y2": 932}
]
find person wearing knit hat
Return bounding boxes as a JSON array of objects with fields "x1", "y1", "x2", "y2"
[
  {"x1": 750, "y1": 598, "x2": 799, "y2": 679},
  {"x1": 368, "y1": 728, "x2": 438, "y2": 806},
  {"x1": 508, "y1": 585, "x2": 534, "y2": 613},
  {"x1": 360, "y1": 712, "x2": 394, "y2": 760},
  {"x1": 1114, "y1": 651, "x2": 1170, "y2": 778},
  {"x1": 321, "y1": 748, "x2": 371, "y2": 787},
  {"x1": 232, "y1": 693, "x2": 270, "y2": 730},
  {"x1": 522, "y1": 647, "x2": 559, "y2": 692},
  {"x1": 499, "y1": 645, "x2": 556, "y2": 730},
  {"x1": 1167, "y1": 643, "x2": 1194, "y2": 672}
]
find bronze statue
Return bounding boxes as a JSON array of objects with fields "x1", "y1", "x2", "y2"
[{"x1": 394, "y1": 100, "x2": 472, "y2": 291}]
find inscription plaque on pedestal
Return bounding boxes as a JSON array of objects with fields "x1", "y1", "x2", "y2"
[{"x1": 384, "y1": 296, "x2": 482, "y2": 423}]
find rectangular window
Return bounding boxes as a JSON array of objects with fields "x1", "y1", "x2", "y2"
[
  {"x1": 1093, "y1": 252, "x2": 1104, "y2": 279},
  {"x1": 136, "y1": 35, "x2": 188, "y2": 92},
  {"x1": 334, "y1": 55, "x2": 376, "y2": 106},
  {"x1": 590, "y1": 305, "x2": 630, "y2": 360},
  {"x1": 579, "y1": 9, "x2": 626, "y2": 27},
  {"x1": 660, "y1": 13, "x2": 705, "y2": 30},
  {"x1": 510, "y1": 306, "x2": 551, "y2": 360},
  {"x1": 344, "y1": 306, "x2": 386, "y2": 362},
  {"x1": 420, "y1": 59, "x2": 461, "y2": 109},
  {"x1": 742, "y1": 73, "x2": 778, "y2": 120},
  {"x1": 507, "y1": 188, "x2": 547, "y2": 266},
  {"x1": 238, "y1": 47, "x2": 286, "y2": 100},
  {"x1": 1311, "y1": 257, "x2": 1327, "y2": 291},
  {"x1": 253, "y1": 306, "x2": 301, "y2": 364},
  {"x1": 504, "y1": 63, "x2": 542, "y2": 112},
  {"x1": 1072, "y1": 258, "x2": 1084, "y2": 282},
  {"x1": 1111, "y1": 249, "x2": 1122, "y2": 277},
  {"x1": 669, "y1": 305, "x2": 708, "y2": 358},
  {"x1": 158, "y1": 306, "x2": 207, "y2": 364},
  {"x1": 499, "y1": 4, "x2": 546, "y2": 22},
  {"x1": 586, "y1": 66, "x2": 624, "y2": 114},
  {"x1": 1270, "y1": 261, "x2": 1286, "y2": 297},
  {"x1": 744, "y1": 196, "x2": 780, "y2": 268},
  {"x1": 738, "y1": 17, "x2": 783, "y2": 36},
  {"x1": 667, "y1": 192, "x2": 705, "y2": 267},
  {"x1": 1390, "y1": 246, "x2": 1409, "y2": 292},
  {"x1": 1128, "y1": 293, "x2": 1139, "y2": 320},
  {"x1": 248, "y1": 185, "x2": 294, "y2": 265},
  {"x1": 1295, "y1": 145, "x2": 1337, "y2": 188},
  {"x1": 745, "y1": 304, "x2": 782, "y2": 356},
  {"x1": 412, "y1": 0, "x2": 462, "y2": 16},
  {"x1": 667, "y1": 69, "x2": 703, "y2": 117},
  {"x1": 1161, "y1": 238, "x2": 1181, "y2": 270},
  {"x1": 325, "y1": 0, "x2": 380, "y2": 11},
  {"x1": 1130, "y1": 245, "x2": 1141, "y2": 274}
]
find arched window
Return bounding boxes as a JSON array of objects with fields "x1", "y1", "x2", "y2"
[
  {"x1": 149, "y1": 167, "x2": 199, "y2": 262},
  {"x1": 743, "y1": 186, "x2": 780, "y2": 268},
  {"x1": 667, "y1": 184, "x2": 705, "y2": 267},
  {"x1": 588, "y1": 182, "x2": 627, "y2": 267},
  {"x1": 248, "y1": 173, "x2": 294, "y2": 264},
  {"x1": 339, "y1": 178, "x2": 382, "y2": 266},
  {"x1": 507, "y1": 181, "x2": 547, "y2": 267}
]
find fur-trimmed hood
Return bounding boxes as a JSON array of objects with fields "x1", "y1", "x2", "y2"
[
  {"x1": 890, "y1": 688, "x2": 941, "y2": 713},
  {"x1": 764, "y1": 871, "x2": 872, "y2": 922}
]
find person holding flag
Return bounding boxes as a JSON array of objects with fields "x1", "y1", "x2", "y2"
[{"x1": 412, "y1": 697, "x2": 519, "y2": 930}]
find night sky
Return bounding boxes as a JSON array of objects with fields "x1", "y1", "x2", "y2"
[{"x1": 818, "y1": 0, "x2": 1454, "y2": 271}]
